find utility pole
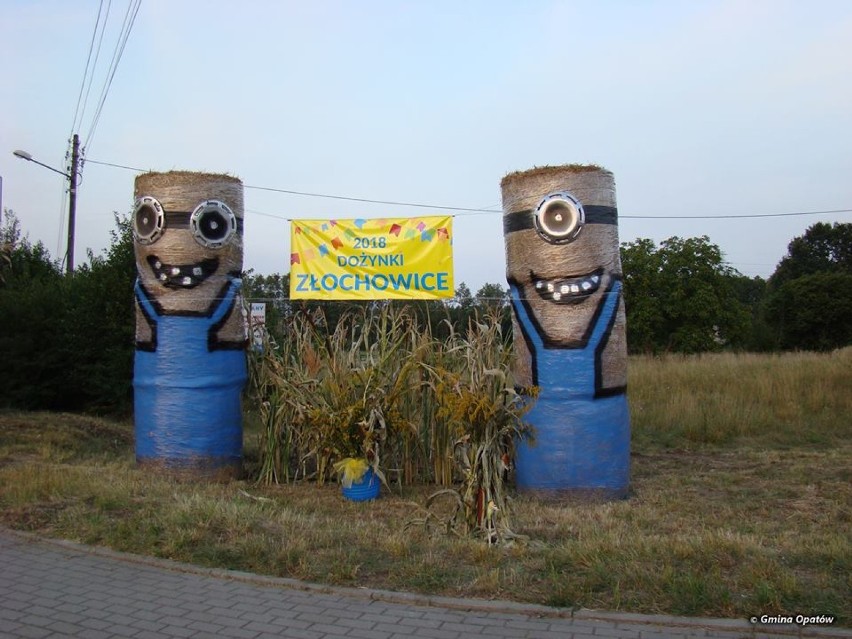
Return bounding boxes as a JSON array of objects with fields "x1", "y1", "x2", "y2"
[
  {"x1": 12, "y1": 140, "x2": 80, "y2": 273},
  {"x1": 67, "y1": 134, "x2": 80, "y2": 274}
]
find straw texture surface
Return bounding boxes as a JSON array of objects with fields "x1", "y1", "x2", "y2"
[
  {"x1": 133, "y1": 171, "x2": 246, "y2": 344},
  {"x1": 132, "y1": 171, "x2": 247, "y2": 477},
  {"x1": 502, "y1": 164, "x2": 630, "y2": 497},
  {"x1": 502, "y1": 165, "x2": 627, "y2": 391}
]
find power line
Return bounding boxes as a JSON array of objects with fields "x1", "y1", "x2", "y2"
[
  {"x1": 620, "y1": 209, "x2": 852, "y2": 220},
  {"x1": 84, "y1": 0, "x2": 142, "y2": 152},
  {"x1": 77, "y1": 0, "x2": 113, "y2": 136},
  {"x1": 70, "y1": 0, "x2": 107, "y2": 135},
  {"x1": 248, "y1": 206, "x2": 852, "y2": 222},
  {"x1": 85, "y1": 0, "x2": 139, "y2": 150},
  {"x1": 243, "y1": 183, "x2": 502, "y2": 214},
  {"x1": 84, "y1": 157, "x2": 851, "y2": 221},
  {"x1": 83, "y1": 159, "x2": 502, "y2": 212},
  {"x1": 245, "y1": 209, "x2": 289, "y2": 221},
  {"x1": 84, "y1": 158, "x2": 146, "y2": 172}
]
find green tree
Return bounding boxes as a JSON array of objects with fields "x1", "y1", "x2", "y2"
[
  {"x1": 730, "y1": 274, "x2": 772, "y2": 351},
  {"x1": 474, "y1": 282, "x2": 507, "y2": 310},
  {"x1": 763, "y1": 222, "x2": 852, "y2": 351},
  {"x1": 474, "y1": 282, "x2": 511, "y2": 337},
  {"x1": 769, "y1": 222, "x2": 851, "y2": 287},
  {"x1": 454, "y1": 282, "x2": 474, "y2": 308},
  {"x1": 0, "y1": 212, "x2": 136, "y2": 412},
  {"x1": 620, "y1": 238, "x2": 664, "y2": 353},
  {"x1": 0, "y1": 210, "x2": 62, "y2": 286},
  {"x1": 764, "y1": 272, "x2": 852, "y2": 351},
  {"x1": 451, "y1": 282, "x2": 475, "y2": 331},
  {"x1": 62, "y1": 214, "x2": 137, "y2": 412},
  {"x1": 620, "y1": 236, "x2": 751, "y2": 353},
  {"x1": 0, "y1": 211, "x2": 68, "y2": 408}
]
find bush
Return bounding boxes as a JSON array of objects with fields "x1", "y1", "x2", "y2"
[
  {"x1": 764, "y1": 272, "x2": 852, "y2": 351},
  {"x1": 0, "y1": 212, "x2": 136, "y2": 413}
]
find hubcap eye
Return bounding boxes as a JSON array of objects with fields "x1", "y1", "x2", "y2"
[
  {"x1": 534, "y1": 191, "x2": 585, "y2": 244},
  {"x1": 190, "y1": 200, "x2": 237, "y2": 249},
  {"x1": 132, "y1": 196, "x2": 165, "y2": 245}
]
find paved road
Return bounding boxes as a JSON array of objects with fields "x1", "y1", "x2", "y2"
[{"x1": 1, "y1": 529, "x2": 847, "y2": 639}]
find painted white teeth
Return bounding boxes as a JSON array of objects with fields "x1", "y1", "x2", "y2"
[
  {"x1": 182, "y1": 276, "x2": 193, "y2": 285},
  {"x1": 159, "y1": 273, "x2": 168, "y2": 282},
  {"x1": 535, "y1": 273, "x2": 601, "y2": 300},
  {"x1": 171, "y1": 267, "x2": 181, "y2": 276},
  {"x1": 154, "y1": 260, "x2": 162, "y2": 269},
  {"x1": 193, "y1": 267, "x2": 203, "y2": 276}
]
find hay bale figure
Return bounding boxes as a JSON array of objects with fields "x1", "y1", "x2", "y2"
[
  {"x1": 502, "y1": 165, "x2": 629, "y2": 498},
  {"x1": 132, "y1": 171, "x2": 248, "y2": 479}
]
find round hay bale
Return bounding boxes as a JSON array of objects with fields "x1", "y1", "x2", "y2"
[
  {"x1": 132, "y1": 170, "x2": 247, "y2": 480},
  {"x1": 502, "y1": 164, "x2": 630, "y2": 499},
  {"x1": 133, "y1": 171, "x2": 245, "y2": 322}
]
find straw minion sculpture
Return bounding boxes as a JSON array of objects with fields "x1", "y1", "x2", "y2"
[
  {"x1": 132, "y1": 172, "x2": 248, "y2": 478},
  {"x1": 502, "y1": 165, "x2": 630, "y2": 498}
]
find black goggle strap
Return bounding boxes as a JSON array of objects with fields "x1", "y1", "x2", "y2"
[
  {"x1": 163, "y1": 211, "x2": 244, "y2": 234},
  {"x1": 503, "y1": 205, "x2": 618, "y2": 234}
]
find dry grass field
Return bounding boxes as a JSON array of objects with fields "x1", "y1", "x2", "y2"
[{"x1": 0, "y1": 348, "x2": 849, "y2": 623}]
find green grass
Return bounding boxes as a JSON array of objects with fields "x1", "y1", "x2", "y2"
[{"x1": 0, "y1": 348, "x2": 850, "y2": 624}]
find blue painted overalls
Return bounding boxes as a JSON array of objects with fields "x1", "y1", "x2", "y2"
[
  {"x1": 133, "y1": 278, "x2": 247, "y2": 469},
  {"x1": 509, "y1": 280, "x2": 630, "y2": 494}
]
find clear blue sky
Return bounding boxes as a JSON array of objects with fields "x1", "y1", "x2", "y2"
[{"x1": 2, "y1": 0, "x2": 851, "y2": 291}]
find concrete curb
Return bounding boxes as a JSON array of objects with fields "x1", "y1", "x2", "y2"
[{"x1": 3, "y1": 527, "x2": 849, "y2": 638}]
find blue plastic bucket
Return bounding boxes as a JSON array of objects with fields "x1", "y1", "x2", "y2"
[{"x1": 341, "y1": 467, "x2": 380, "y2": 502}]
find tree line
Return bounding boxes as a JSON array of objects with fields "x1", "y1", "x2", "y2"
[
  {"x1": 1, "y1": 208, "x2": 849, "y2": 414},
  {"x1": 618, "y1": 224, "x2": 850, "y2": 353}
]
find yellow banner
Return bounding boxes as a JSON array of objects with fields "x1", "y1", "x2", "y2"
[{"x1": 289, "y1": 216, "x2": 454, "y2": 300}]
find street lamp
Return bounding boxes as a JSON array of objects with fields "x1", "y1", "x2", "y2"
[{"x1": 12, "y1": 134, "x2": 80, "y2": 274}]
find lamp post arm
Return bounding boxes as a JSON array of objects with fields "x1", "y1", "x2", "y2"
[
  {"x1": 21, "y1": 156, "x2": 71, "y2": 179},
  {"x1": 12, "y1": 140, "x2": 79, "y2": 274}
]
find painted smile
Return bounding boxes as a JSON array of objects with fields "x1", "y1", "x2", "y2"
[
  {"x1": 147, "y1": 256, "x2": 218, "y2": 288},
  {"x1": 531, "y1": 268, "x2": 604, "y2": 304}
]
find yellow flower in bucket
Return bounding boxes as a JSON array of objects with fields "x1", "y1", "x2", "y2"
[{"x1": 333, "y1": 457, "x2": 370, "y2": 489}]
